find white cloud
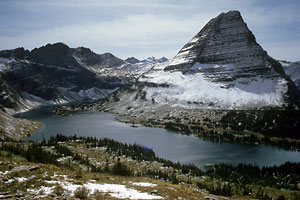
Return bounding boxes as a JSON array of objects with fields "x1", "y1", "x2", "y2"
[{"x1": 0, "y1": 13, "x2": 211, "y2": 59}]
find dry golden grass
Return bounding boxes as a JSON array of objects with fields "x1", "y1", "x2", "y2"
[{"x1": 1, "y1": 154, "x2": 211, "y2": 199}]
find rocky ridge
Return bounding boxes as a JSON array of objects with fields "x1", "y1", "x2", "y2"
[{"x1": 0, "y1": 43, "x2": 130, "y2": 106}]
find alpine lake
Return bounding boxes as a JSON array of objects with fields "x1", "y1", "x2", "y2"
[{"x1": 16, "y1": 105, "x2": 300, "y2": 169}]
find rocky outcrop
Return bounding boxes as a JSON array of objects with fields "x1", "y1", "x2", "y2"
[
  {"x1": 0, "y1": 109, "x2": 41, "y2": 140},
  {"x1": 10, "y1": 165, "x2": 40, "y2": 173},
  {"x1": 0, "y1": 74, "x2": 41, "y2": 140},
  {"x1": 0, "y1": 74, "x2": 26, "y2": 112}
]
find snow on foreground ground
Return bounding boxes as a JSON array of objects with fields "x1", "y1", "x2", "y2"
[
  {"x1": 66, "y1": 182, "x2": 162, "y2": 199},
  {"x1": 139, "y1": 62, "x2": 288, "y2": 109},
  {"x1": 9, "y1": 172, "x2": 162, "y2": 199},
  {"x1": 1, "y1": 171, "x2": 163, "y2": 199}
]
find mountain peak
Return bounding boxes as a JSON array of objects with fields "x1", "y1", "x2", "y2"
[
  {"x1": 157, "y1": 57, "x2": 168, "y2": 63},
  {"x1": 220, "y1": 10, "x2": 241, "y2": 17},
  {"x1": 165, "y1": 10, "x2": 265, "y2": 75},
  {"x1": 125, "y1": 57, "x2": 140, "y2": 64},
  {"x1": 29, "y1": 42, "x2": 79, "y2": 67},
  {"x1": 47, "y1": 42, "x2": 69, "y2": 48}
]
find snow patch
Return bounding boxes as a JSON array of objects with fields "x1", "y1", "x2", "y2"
[
  {"x1": 15, "y1": 177, "x2": 28, "y2": 182},
  {"x1": 168, "y1": 50, "x2": 191, "y2": 66},
  {"x1": 22, "y1": 87, "x2": 117, "y2": 106},
  {"x1": 0, "y1": 171, "x2": 9, "y2": 175},
  {"x1": 190, "y1": 62, "x2": 229, "y2": 70},
  {"x1": 131, "y1": 182, "x2": 157, "y2": 187},
  {"x1": 44, "y1": 175, "x2": 163, "y2": 199},
  {"x1": 27, "y1": 186, "x2": 55, "y2": 197},
  {"x1": 59, "y1": 182, "x2": 163, "y2": 199}
]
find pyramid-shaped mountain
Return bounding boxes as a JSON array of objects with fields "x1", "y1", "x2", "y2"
[
  {"x1": 165, "y1": 11, "x2": 285, "y2": 81},
  {"x1": 160, "y1": 10, "x2": 300, "y2": 106}
]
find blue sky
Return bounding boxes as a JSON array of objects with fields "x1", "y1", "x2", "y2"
[{"x1": 0, "y1": 0, "x2": 299, "y2": 61}]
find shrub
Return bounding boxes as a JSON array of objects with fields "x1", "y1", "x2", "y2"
[
  {"x1": 53, "y1": 184, "x2": 65, "y2": 196},
  {"x1": 112, "y1": 160, "x2": 132, "y2": 176},
  {"x1": 74, "y1": 186, "x2": 90, "y2": 199}
]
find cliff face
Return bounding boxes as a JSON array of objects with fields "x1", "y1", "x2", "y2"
[
  {"x1": 0, "y1": 74, "x2": 41, "y2": 140},
  {"x1": 0, "y1": 75, "x2": 24, "y2": 112},
  {"x1": 166, "y1": 11, "x2": 282, "y2": 81}
]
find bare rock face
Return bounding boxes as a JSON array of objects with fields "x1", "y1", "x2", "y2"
[
  {"x1": 0, "y1": 75, "x2": 24, "y2": 111},
  {"x1": 165, "y1": 11, "x2": 283, "y2": 81},
  {"x1": 10, "y1": 165, "x2": 40, "y2": 173}
]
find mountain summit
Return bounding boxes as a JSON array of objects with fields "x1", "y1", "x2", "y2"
[
  {"x1": 166, "y1": 11, "x2": 267, "y2": 73},
  {"x1": 165, "y1": 10, "x2": 287, "y2": 81}
]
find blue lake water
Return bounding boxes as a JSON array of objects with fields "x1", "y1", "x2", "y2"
[{"x1": 17, "y1": 106, "x2": 300, "y2": 168}]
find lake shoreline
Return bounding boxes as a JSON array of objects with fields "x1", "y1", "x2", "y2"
[
  {"x1": 18, "y1": 105, "x2": 300, "y2": 169},
  {"x1": 114, "y1": 112, "x2": 300, "y2": 152},
  {"x1": 19, "y1": 103, "x2": 300, "y2": 152}
]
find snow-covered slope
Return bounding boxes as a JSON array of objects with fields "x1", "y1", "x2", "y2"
[{"x1": 139, "y1": 62, "x2": 287, "y2": 109}]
